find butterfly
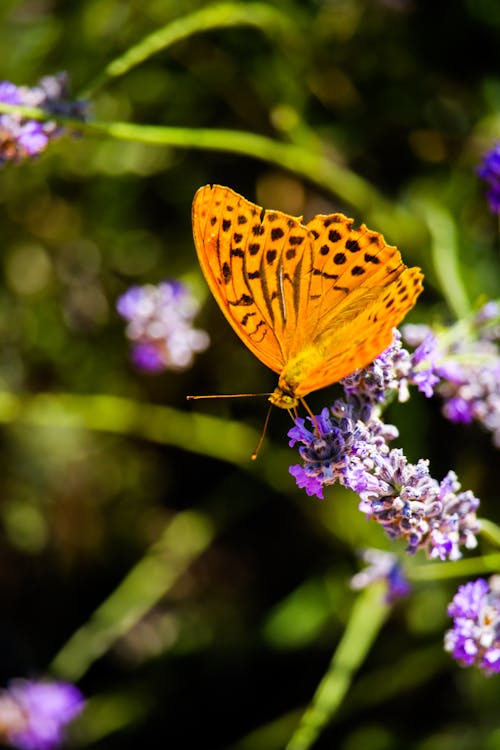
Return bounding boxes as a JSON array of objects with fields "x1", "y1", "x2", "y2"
[{"x1": 192, "y1": 184, "x2": 423, "y2": 411}]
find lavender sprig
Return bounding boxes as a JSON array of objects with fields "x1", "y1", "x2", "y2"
[
  {"x1": 0, "y1": 679, "x2": 84, "y2": 750},
  {"x1": 289, "y1": 330, "x2": 481, "y2": 560},
  {"x1": 477, "y1": 143, "x2": 500, "y2": 214},
  {"x1": 445, "y1": 577, "x2": 500, "y2": 674},
  {"x1": 350, "y1": 548, "x2": 411, "y2": 603},
  {"x1": 0, "y1": 73, "x2": 86, "y2": 165},
  {"x1": 403, "y1": 301, "x2": 500, "y2": 447},
  {"x1": 117, "y1": 280, "x2": 209, "y2": 372}
]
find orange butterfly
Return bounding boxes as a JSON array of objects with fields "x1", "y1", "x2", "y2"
[{"x1": 192, "y1": 184, "x2": 423, "y2": 411}]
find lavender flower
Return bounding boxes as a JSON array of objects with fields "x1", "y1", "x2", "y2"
[
  {"x1": 289, "y1": 399, "x2": 480, "y2": 559},
  {"x1": 0, "y1": 679, "x2": 84, "y2": 750},
  {"x1": 445, "y1": 577, "x2": 500, "y2": 674},
  {"x1": 350, "y1": 548, "x2": 411, "y2": 603},
  {"x1": 288, "y1": 330, "x2": 481, "y2": 559},
  {"x1": 477, "y1": 142, "x2": 500, "y2": 214},
  {"x1": 342, "y1": 328, "x2": 440, "y2": 405},
  {"x1": 342, "y1": 329, "x2": 414, "y2": 404},
  {"x1": 403, "y1": 301, "x2": 500, "y2": 447},
  {"x1": 117, "y1": 280, "x2": 209, "y2": 372},
  {"x1": 288, "y1": 399, "x2": 397, "y2": 500},
  {"x1": 0, "y1": 73, "x2": 86, "y2": 165}
]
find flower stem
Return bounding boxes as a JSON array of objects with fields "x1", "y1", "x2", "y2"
[
  {"x1": 0, "y1": 100, "x2": 426, "y2": 245},
  {"x1": 82, "y1": 2, "x2": 298, "y2": 98},
  {"x1": 479, "y1": 518, "x2": 500, "y2": 548},
  {"x1": 50, "y1": 510, "x2": 214, "y2": 681},
  {"x1": 285, "y1": 584, "x2": 389, "y2": 750},
  {"x1": 408, "y1": 552, "x2": 500, "y2": 581},
  {"x1": 412, "y1": 198, "x2": 471, "y2": 318}
]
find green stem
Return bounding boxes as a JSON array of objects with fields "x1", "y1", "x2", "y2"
[
  {"x1": 0, "y1": 390, "x2": 293, "y2": 492},
  {"x1": 0, "y1": 390, "x2": 256, "y2": 463},
  {"x1": 479, "y1": 518, "x2": 500, "y2": 548},
  {"x1": 82, "y1": 3, "x2": 297, "y2": 98},
  {"x1": 408, "y1": 552, "x2": 500, "y2": 581},
  {"x1": 95, "y1": 120, "x2": 384, "y2": 215},
  {"x1": 285, "y1": 584, "x2": 389, "y2": 750},
  {"x1": 0, "y1": 101, "x2": 425, "y2": 242},
  {"x1": 50, "y1": 510, "x2": 214, "y2": 682},
  {"x1": 413, "y1": 198, "x2": 471, "y2": 318}
]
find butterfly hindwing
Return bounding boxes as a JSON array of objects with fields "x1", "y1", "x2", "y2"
[{"x1": 290, "y1": 266, "x2": 424, "y2": 395}]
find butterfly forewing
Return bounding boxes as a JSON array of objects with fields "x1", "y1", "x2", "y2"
[
  {"x1": 297, "y1": 215, "x2": 403, "y2": 342},
  {"x1": 192, "y1": 185, "x2": 314, "y2": 373}
]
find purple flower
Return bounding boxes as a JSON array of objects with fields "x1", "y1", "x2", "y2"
[
  {"x1": 477, "y1": 143, "x2": 500, "y2": 214},
  {"x1": 288, "y1": 336, "x2": 481, "y2": 559},
  {"x1": 0, "y1": 73, "x2": 86, "y2": 165},
  {"x1": 117, "y1": 280, "x2": 209, "y2": 372},
  {"x1": 341, "y1": 327, "x2": 441, "y2": 404},
  {"x1": 445, "y1": 578, "x2": 500, "y2": 674},
  {"x1": 288, "y1": 399, "x2": 396, "y2": 501},
  {"x1": 341, "y1": 329, "x2": 414, "y2": 404},
  {"x1": 356, "y1": 453, "x2": 480, "y2": 560},
  {"x1": 0, "y1": 680, "x2": 84, "y2": 750},
  {"x1": 403, "y1": 302, "x2": 500, "y2": 447},
  {"x1": 350, "y1": 548, "x2": 411, "y2": 603}
]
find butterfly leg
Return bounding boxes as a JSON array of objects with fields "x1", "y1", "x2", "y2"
[{"x1": 299, "y1": 398, "x2": 320, "y2": 434}]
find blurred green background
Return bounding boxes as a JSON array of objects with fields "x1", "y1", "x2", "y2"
[{"x1": 1, "y1": 0, "x2": 500, "y2": 748}]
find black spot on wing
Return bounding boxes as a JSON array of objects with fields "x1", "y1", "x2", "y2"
[
  {"x1": 345, "y1": 239, "x2": 360, "y2": 253},
  {"x1": 312, "y1": 268, "x2": 339, "y2": 280},
  {"x1": 229, "y1": 294, "x2": 254, "y2": 306}
]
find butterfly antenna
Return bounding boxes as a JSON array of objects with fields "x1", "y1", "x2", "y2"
[
  {"x1": 186, "y1": 393, "x2": 272, "y2": 401},
  {"x1": 251, "y1": 404, "x2": 273, "y2": 461}
]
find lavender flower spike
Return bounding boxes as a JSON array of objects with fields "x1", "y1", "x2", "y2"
[
  {"x1": 288, "y1": 339, "x2": 481, "y2": 559},
  {"x1": 0, "y1": 679, "x2": 84, "y2": 750},
  {"x1": 403, "y1": 301, "x2": 500, "y2": 447},
  {"x1": 0, "y1": 73, "x2": 87, "y2": 165},
  {"x1": 117, "y1": 280, "x2": 209, "y2": 372},
  {"x1": 477, "y1": 142, "x2": 500, "y2": 214},
  {"x1": 341, "y1": 329, "x2": 415, "y2": 405},
  {"x1": 445, "y1": 577, "x2": 500, "y2": 674},
  {"x1": 350, "y1": 548, "x2": 411, "y2": 603}
]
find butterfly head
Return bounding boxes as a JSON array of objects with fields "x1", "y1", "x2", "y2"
[{"x1": 268, "y1": 385, "x2": 299, "y2": 410}]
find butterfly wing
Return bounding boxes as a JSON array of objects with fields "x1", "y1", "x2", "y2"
[
  {"x1": 192, "y1": 184, "x2": 315, "y2": 374},
  {"x1": 193, "y1": 185, "x2": 423, "y2": 398},
  {"x1": 277, "y1": 213, "x2": 423, "y2": 395}
]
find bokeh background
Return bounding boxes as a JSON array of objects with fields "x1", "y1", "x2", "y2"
[{"x1": 1, "y1": 0, "x2": 500, "y2": 748}]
